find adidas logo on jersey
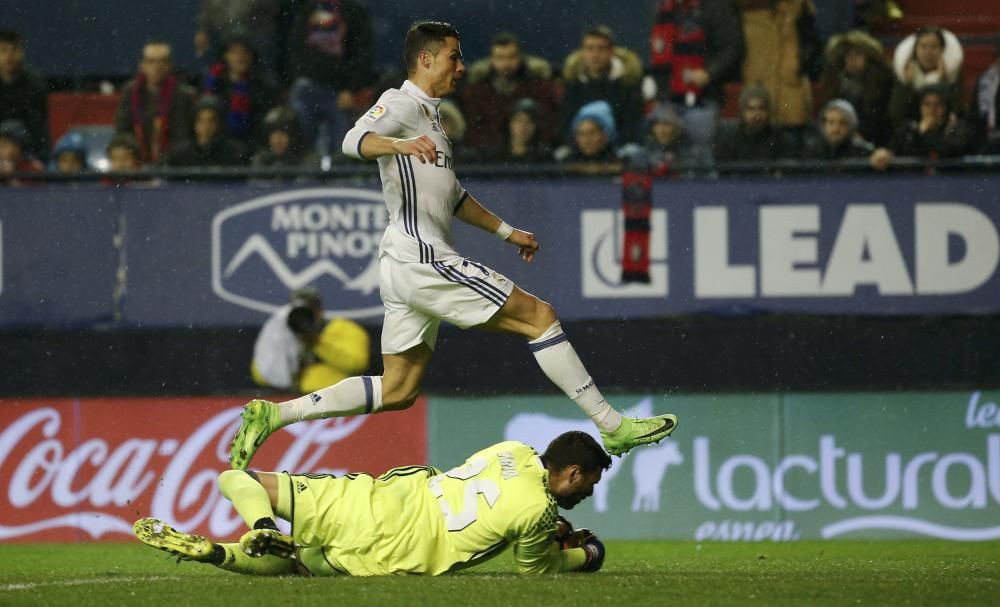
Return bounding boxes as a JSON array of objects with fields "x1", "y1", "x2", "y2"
[
  {"x1": 310, "y1": 393, "x2": 322, "y2": 405},
  {"x1": 296, "y1": 481, "x2": 308, "y2": 494}
]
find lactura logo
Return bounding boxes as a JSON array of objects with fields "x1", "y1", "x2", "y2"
[
  {"x1": 580, "y1": 210, "x2": 668, "y2": 298},
  {"x1": 212, "y1": 188, "x2": 388, "y2": 318}
]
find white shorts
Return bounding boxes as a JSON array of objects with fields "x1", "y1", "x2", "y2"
[{"x1": 379, "y1": 254, "x2": 515, "y2": 354}]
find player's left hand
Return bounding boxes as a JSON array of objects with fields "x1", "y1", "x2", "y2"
[{"x1": 508, "y1": 229, "x2": 539, "y2": 263}]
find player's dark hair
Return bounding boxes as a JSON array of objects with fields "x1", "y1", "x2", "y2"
[
  {"x1": 0, "y1": 29, "x2": 23, "y2": 47},
  {"x1": 404, "y1": 21, "x2": 460, "y2": 74},
  {"x1": 491, "y1": 32, "x2": 520, "y2": 48},
  {"x1": 583, "y1": 25, "x2": 615, "y2": 46},
  {"x1": 542, "y1": 431, "x2": 612, "y2": 474}
]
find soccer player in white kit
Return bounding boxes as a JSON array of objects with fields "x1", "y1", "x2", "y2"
[{"x1": 230, "y1": 22, "x2": 677, "y2": 468}]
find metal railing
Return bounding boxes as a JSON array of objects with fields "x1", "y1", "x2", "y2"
[{"x1": 2, "y1": 155, "x2": 999, "y2": 183}]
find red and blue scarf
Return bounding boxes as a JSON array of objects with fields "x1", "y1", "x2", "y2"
[
  {"x1": 130, "y1": 72, "x2": 177, "y2": 162},
  {"x1": 204, "y1": 63, "x2": 252, "y2": 140}
]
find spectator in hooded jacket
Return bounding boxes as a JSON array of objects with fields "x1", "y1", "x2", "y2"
[
  {"x1": 0, "y1": 29, "x2": 48, "y2": 162},
  {"x1": 819, "y1": 30, "x2": 894, "y2": 146},
  {"x1": 802, "y1": 99, "x2": 893, "y2": 172},
  {"x1": 114, "y1": 40, "x2": 196, "y2": 164},
  {"x1": 202, "y1": 27, "x2": 280, "y2": 149},
  {"x1": 483, "y1": 98, "x2": 553, "y2": 165},
  {"x1": 50, "y1": 132, "x2": 89, "y2": 174},
  {"x1": 714, "y1": 84, "x2": 797, "y2": 170},
  {"x1": 461, "y1": 32, "x2": 560, "y2": 151},
  {"x1": 889, "y1": 25, "x2": 965, "y2": 128},
  {"x1": 888, "y1": 84, "x2": 973, "y2": 161},
  {"x1": 636, "y1": 103, "x2": 696, "y2": 175},
  {"x1": 556, "y1": 100, "x2": 621, "y2": 167},
  {"x1": 252, "y1": 106, "x2": 320, "y2": 168},
  {"x1": 163, "y1": 96, "x2": 247, "y2": 167},
  {"x1": 106, "y1": 134, "x2": 143, "y2": 173},
  {"x1": 559, "y1": 26, "x2": 645, "y2": 145}
]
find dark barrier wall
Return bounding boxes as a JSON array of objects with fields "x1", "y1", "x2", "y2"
[
  {"x1": 4, "y1": 315, "x2": 1000, "y2": 396},
  {"x1": 3, "y1": 176, "x2": 1000, "y2": 328}
]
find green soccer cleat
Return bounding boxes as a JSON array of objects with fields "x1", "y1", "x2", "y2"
[
  {"x1": 600, "y1": 414, "x2": 678, "y2": 456},
  {"x1": 229, "y1": 399, "x2": 280, "y2": 470},
  {"x1": 134, "y1": 517, "x2": 215, "y2": 562},
  {"x1": 239, "y1": 528, "x2": 296, "y2": 559}
]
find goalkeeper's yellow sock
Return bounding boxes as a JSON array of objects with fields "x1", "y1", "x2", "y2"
[
  {"x1": 218, "y1": 470, "x2": 277, "y2": 529},
  {"x1": 212, "y1": 543, "x2": 296, "y2": 576}
]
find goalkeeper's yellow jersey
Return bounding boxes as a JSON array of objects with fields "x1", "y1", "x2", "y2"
[{"x1": 297, "y1": 440, "x2": 586, "y2": 576}]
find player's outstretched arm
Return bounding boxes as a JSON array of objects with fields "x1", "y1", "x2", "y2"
[
  {"x1": 347, "y1": 132, "x2": 438, "y2": 163},
  {"x1": 455, "y1": 193, "x2": 539, "y2": 262}
]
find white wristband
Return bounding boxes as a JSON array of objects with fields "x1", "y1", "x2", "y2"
[{"x1": 495, "y1": 221, "x2": 514, "y2": 241}]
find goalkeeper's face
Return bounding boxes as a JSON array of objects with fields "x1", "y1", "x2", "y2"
[{"x1": 549, "y1": 465, "x2": 603, "y2": 510}]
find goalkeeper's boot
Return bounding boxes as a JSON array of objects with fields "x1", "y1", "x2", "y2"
[
  {"x1": 239, "y1": 528, "x2": 296, "y2": 559},
  {"x1": 600, "y1": 414, "x2": 678, "y2": 456},
  {"x1": 134, "y1": 517, "x2": 214, "y2": 562},
  {"x1": 229, "y1": 399, "x2": 280, "y2": 470}
]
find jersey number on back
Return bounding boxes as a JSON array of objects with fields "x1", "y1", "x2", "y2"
[{"x1": 429, "y1": 457, "x2": 500, "y2": 532}]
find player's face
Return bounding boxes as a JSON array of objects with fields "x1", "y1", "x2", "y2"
[
  {"x1": 426, "y1": 37, "x2": 465, "y2": 97},
  {"x1": 551, "y1": 465, "x2": 603, "y2": 510}
]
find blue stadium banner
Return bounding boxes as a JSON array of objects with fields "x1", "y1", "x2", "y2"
[{"x1": 1, "y1": 175, "x2": 998, "y2": 327}]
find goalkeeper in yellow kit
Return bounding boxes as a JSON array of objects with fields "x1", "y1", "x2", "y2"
[{"x1": 135, "y1": 431, "x2": 611, "y2": 575}]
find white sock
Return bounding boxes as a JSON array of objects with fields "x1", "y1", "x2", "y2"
[
  {"x1": 278, "y1": 375, "x2": 383, "y2": 426},
  {"x1": 529, "y1": 322, "x2": 622, "y2": 432}
]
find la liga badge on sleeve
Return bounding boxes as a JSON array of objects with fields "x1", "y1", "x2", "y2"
[{"x1": 364, "y1": 105, "x2": 387, "y2": 122}]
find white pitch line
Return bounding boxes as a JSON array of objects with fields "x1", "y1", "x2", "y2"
[{"x1": 0, "y1": 575, "x2": 181, "y2": 592}]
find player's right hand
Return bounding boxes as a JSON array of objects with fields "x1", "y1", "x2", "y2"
[
  {"x1": 391, "y1": 135, "x2": 437, "y2": 164},
  {"x1": 508, "y1": 229, "x2": 539, "y2": 262}
]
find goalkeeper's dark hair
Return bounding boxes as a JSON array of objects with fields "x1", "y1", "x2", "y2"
[
  {"x1": 404, "y1": 21, "x2": 460, "y2": 74},
  {"x1": 542, "y1": 431, "x2": 612, "y2": 474}
]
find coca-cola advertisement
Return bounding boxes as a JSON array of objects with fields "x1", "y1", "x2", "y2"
[{"x1": 0, "y1": 397, "x2": 427, "y2": 543}]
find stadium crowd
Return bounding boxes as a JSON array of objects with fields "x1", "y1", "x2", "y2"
[{"x1": 1, "y1": 0, "x2": 999, "y2": 182}]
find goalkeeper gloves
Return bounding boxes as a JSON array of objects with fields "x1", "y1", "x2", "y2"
[{"x1": 579, "y1": 533, "x2": 605, "y2": 573}]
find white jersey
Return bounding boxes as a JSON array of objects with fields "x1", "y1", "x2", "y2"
[{"x1": 343, "y1": 80, "x2": 467, "y2": 264}]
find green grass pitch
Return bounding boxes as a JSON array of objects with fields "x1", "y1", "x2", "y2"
[{"x1": 1, "y1": 541, "x2": 997, "y2": 606}]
